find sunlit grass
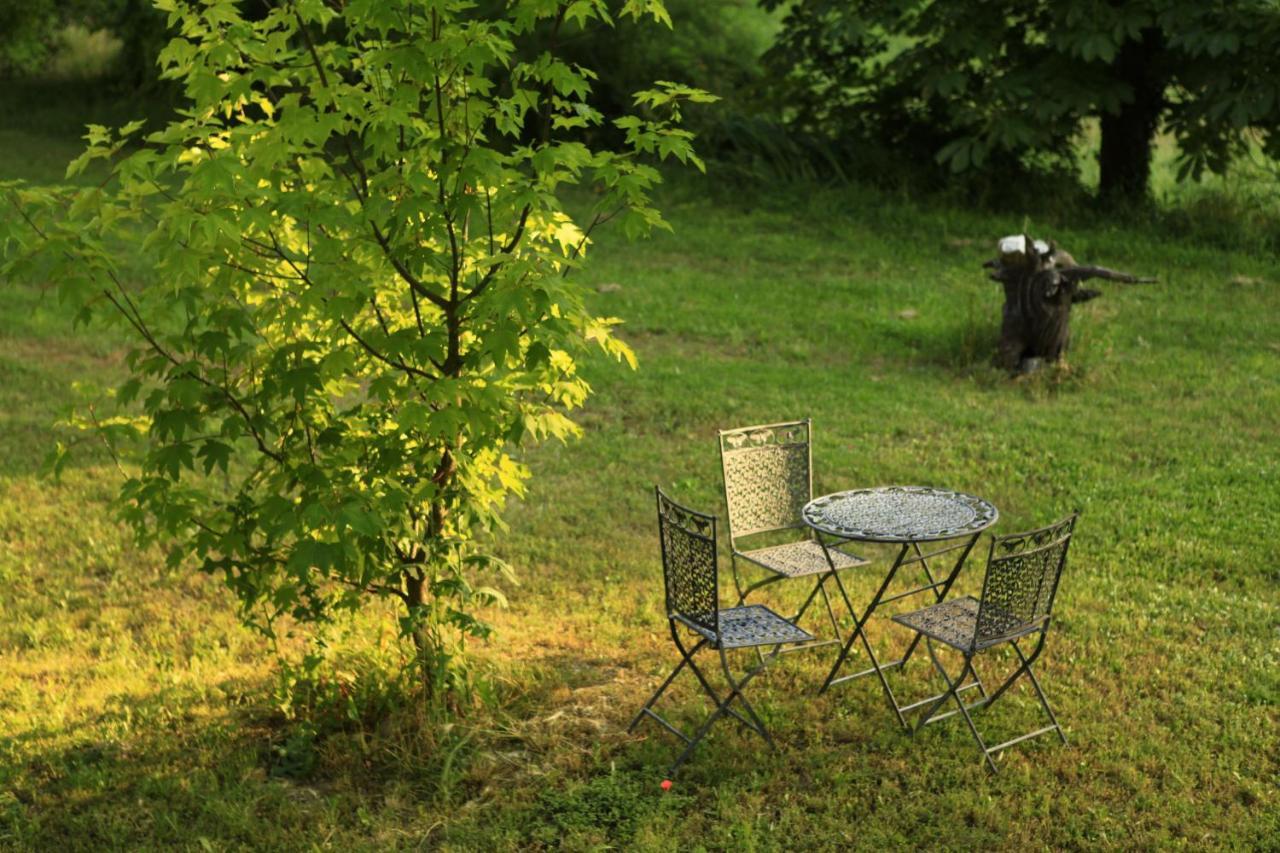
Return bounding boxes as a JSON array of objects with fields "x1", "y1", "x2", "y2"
[{"x1": 1, "y1": 119, "x2": 1277, "y2": 849}]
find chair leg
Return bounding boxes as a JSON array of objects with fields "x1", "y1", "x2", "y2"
[
  {"x1": 920, "y1": 639, "x2": 998, "y2": 773},
  {"x1": 627, "y1": 635, "x2": 708, "y2": 733},
  {"x1": 789, "y1": 573, "x2": 824, "y2": 628},
  {"x1": 730, "y1": 554, "x2": 748, "y2": 606},
  {"x1": 719, "y1": 646, "x2": 773, "y2": 746},
  {"x1": 662, "y1": 646, "x2": 774, "y2": 776},
  {"x1": 757, "y1": 573, "x2": 825, "y2": 663},
  {"x1": 817, "y1": 574, "x2": 843, "y2": 642},
  {"x1": 673, "y1": 629, "x2": 758, "y2": 733},
  {"x1": 1012, "y1": 638, "x2": 1067, "y2": 745},
  {"x1": 914, "y1": 639, "x2": 966, "y2": 729},
  {"x1": 759, "y1": 571, "x2": 843, "y2": 663},
  {"x1": 971, "y1": 663, "x2": 990, "y2": 699},
  {"x1": 634, "y1": 625, "x2": 776, "y2": 775},
  {"x1": 913, "y1": 633, "x2": 1067, "y2": 772},
  {"x1": 631, "y1": 627, "x2": 752, "y2": 737},
  {"x1": 960, "y1": 637, "x2": 1066, "y2": 760},
  {"x1": 979, "y1": 631, "x2": 1049, "y2": 709}
]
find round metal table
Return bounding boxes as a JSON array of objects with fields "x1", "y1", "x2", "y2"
[
  {"x1": 803, "y1": 485, "x2": 998, "y2": 544},
  {"x1": 802, "y1": 486, "x2": 999, "y2": 725}
]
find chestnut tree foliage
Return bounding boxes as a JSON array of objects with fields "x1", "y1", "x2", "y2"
[
  {"x1": 1, "y1": 0, "x2": 709, "y2": 708},
  {"x1": 764, "y1": 0, "x2": 1280, "y2": 201}
]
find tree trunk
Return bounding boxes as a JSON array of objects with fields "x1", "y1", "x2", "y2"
[
  {"x1": 401, "y1": 446, "x2": 457, "y2": 707},
  {"x1": 402, "y1": 568, "x2": 435, "y2": 705},
  {"x1": 1098, "y1": 29, "x2": 1166, "y2": 204},
  {"x1": 985, "y1": 235, "x2": 1154, "y2": 373}
]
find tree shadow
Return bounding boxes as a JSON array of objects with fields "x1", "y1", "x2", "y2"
[{"x1": 3, "y1": 683, "x2": 293, "y2": 849}]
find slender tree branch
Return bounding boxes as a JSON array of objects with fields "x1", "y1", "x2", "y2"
[
  {"x1": 371, "y1": 296, "x2": 394, "y2": 336},
  {"x1": 339, "y1": 317, "x2": 439, "y2": 381},
  {"x1": 460, "y1": 204, "x2": 531, "y2": 304},
  {"x1": 431, "y1": 8, "x2": 462, "y2": 295},
  {"x1": 263, "y1": 230, "x2": 440, "y2": 382},
  {"x1": 100, "y1": 287, "x2": 285, "y2": 463},
  {"x1": 369, "y1": 222, "x2": 450, "y2": 309},
  {"x1": 561, "y1": 204, "x2": 623, "y2": 277},
  {"x1": 5, "y1": 190, "x2": 285, "y2": 465}
]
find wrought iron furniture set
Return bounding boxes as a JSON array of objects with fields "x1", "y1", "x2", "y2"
[{"x1": 631, "y1": 418, "x2": 1078, "y2": 777}]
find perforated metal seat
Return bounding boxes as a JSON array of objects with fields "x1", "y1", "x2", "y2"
[
  {"x1": 894, "y1": 596, "x2": 1038, "y2": 652},
  {"x1": 893, "y1": 595, "x2": 981, "y2": 650},
  {"x1": 681, "y1": 604, "x2": 815, "y2": 649},
  {"x1": 738, "y1": 540, "x2": 867, "y2": 578}
]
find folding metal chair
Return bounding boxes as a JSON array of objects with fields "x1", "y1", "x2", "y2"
[
  {"x1": 628, "y1": 487, "x2": 815, "y2": 776},
  {"x1": 717, "y1": 419, "x2": 868, "y2": 651},
  {"x1": 890, "y1": 514, "x2": 1078, "y2": 772}
]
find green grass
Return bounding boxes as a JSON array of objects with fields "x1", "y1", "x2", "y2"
[{"x1": 1, "y1": 120, "x2": 1278, "y2": 850}]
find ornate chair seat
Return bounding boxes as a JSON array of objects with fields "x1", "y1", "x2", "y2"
[
  {"x1": 893, "y1": 596, "x2": 981, "y2": 651},
  {"x1": 737, "y1": 540, "x2": 868, "y2": 579},
  {"x1": 895, "y1": 596, "x2": 1039, "y2": 652},
  {"x1": 680, "y1": 604, "x2": 815, "y2": 649}
]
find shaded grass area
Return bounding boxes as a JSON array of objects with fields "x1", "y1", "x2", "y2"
[{"x1": 1, "y1": 128, "x2": 1278, "y2": 849}]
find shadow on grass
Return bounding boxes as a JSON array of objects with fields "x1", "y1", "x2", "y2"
[
  {"x1": 2, "y1": 670, "x2": 487, "y2": 848},
  {"x1": 2, "y1": 684, "x2": 289, "y2": 849}
]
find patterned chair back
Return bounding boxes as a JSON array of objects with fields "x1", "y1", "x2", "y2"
[
  {"x1": 975, "y1": 514, "x2": 1077, "y2": 647},
  {"x1": 717, "y1": 419, "x2": 812, "y2": 543},
  {"x1": 655, "y1": 487, "x2": 719, "y2": 637}
]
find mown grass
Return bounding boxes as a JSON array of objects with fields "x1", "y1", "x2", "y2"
[{"x1": 1, "y1": 112, "x2": 1278, "y2": 849}]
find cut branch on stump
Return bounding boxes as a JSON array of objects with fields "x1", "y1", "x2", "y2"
[{"x1": 984, "y1": 235, "x2": 1156, "y2": 374}]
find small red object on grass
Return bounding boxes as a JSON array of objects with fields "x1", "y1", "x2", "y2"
[{"x1": 660, "y1": 779, "x2": 672, "y2": 791}]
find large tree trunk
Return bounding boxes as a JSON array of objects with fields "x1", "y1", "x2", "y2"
[
  {"x1": 985, "y1": 235, "x2": 1154, "y2": 373},
  {"x1": 1098, "y1": 29, "x2": 1166, "y2": 204}
]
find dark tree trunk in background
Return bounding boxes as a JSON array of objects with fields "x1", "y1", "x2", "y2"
[
  {"x1": 1099, "y1": 29, "x2": 1167, "y2": 204},
  {"x1": 985, "y1": 236, "x2": 1155, "y2": 374}
]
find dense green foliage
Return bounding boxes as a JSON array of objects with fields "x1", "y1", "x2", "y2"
[
  {"x1": 1, "y1": 0, "x2": 710, "y2": 710},
  {"x1": 765, "y1": 0, "x2": 1280, "y2": 200},
  {"x1": 0, "y1": 0, "x2": 167, "y2": 86},
  {"x1": 0, "y1": 1, "x2": 61, "y2": 75},
  {"x1": 552, "y1": 0, "x2": 771, "y2": 135}
]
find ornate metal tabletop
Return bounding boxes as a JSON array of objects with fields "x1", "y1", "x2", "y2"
[{"x1": 803, "y1": 486, "x2": 998, "y2": 543}]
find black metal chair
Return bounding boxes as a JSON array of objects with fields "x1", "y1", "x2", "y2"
[
  {"x1": 890, "y1": 514, "x2": 1077, "y2": 772},
  {"x1": 628, "y1": 487, "x2": 815, "y2": 776},
  {"x1": 717, "y1": 419, "x2": 868, "y2": 651}
]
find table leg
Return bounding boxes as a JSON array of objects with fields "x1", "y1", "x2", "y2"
[
  {"x1": 819, "y1": 542, "x2": 911, "y2": 727},
  {"x1": 817, "y1": 532, "x2": 984, "y2": 728}
]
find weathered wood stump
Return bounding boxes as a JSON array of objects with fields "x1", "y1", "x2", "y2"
[{"x1": 984, "y1": 235, "x2": 1155, "y2": 373}]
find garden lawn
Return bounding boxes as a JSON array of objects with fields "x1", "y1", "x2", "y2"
[{"x1": 1, "y1": 135, "x2": 1277, "y2": 848}]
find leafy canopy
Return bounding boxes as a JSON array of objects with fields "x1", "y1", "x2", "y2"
[
  {"x1": 764, "y1": 0, "x2": 1280, "y2": 194},
  {"x1": 1, "y1": 0, "x2": 712, "y2": 707}
]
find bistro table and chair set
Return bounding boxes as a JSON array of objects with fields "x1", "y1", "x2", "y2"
[{"x1": 629, "y1": 418, "x2": 1078, "y2": 776}]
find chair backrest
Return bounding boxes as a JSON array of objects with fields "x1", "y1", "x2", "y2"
[
  {"x1": 975, "y1": 514, "x2": 1078, "y2": 647},
  {"x1": 717, "y1": 419, "x2": 812, "y2": 544},
  {"x1": 655, "y1": 486, "x2": 719, "y2": 636}
]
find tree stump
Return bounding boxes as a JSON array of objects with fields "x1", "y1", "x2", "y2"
[{"x1": 984, "y1": 235, "x2": 1155, "y2": 373}]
